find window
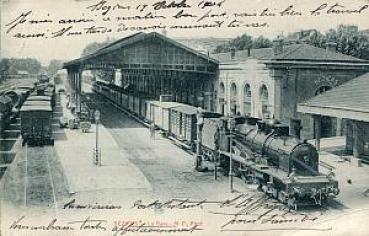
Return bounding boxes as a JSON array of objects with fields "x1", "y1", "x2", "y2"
[
  {"x1": 230, "y1": 83, "x2": 237, "y2": 100},
  {"x1": 244, "y1": 83, "x2": 251, "y2": 100},
  {"x1": 260, "y1": 84, "x2": 268, "y2": 102},
  {"x1": 243, "y1": 83, "x2": 252, "y2": 115}
]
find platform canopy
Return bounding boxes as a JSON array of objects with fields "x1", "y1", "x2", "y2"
[
  {"x1": 298, "y1": 72, "x2": 369, "y2": 122},
  {"x1": 63, "y1": 32, "x2": 218, "y2": 73}
]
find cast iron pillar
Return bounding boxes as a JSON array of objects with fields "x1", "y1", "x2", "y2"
[{"x1": 313, "y1": 115, "x2": 321, "y2": 151}]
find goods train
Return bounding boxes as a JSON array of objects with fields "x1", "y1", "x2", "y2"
[
  {"x1": 0, "y1": 81, "x2": 36, "y2": 131},
  {"x1": 92, "y1": 81, "x2": 339, "y2": 208},
  {"x1": 20, "y1": 80, "x2": 55, "y2": 146}
]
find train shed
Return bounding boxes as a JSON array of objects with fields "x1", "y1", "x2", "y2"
[{"x1": 63, "y1": 32, "x2": 219, "y2": 114}]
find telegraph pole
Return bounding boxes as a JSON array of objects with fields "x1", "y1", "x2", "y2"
[{"x1": 228, "y1": 117, "x2": 235, "y2": 192}]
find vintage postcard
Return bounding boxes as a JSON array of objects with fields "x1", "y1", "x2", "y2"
[{"x1": 1, "y1": 0, "x2": 369, "y2": 235}]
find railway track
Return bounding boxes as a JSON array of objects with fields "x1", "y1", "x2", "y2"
[{"x1": 24, "y1": 145, "x2": 57, "y2": 207}]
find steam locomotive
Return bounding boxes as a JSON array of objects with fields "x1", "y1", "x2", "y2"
[{"x1": 200, "y1": 115, "x2": 339, "y2": 209}]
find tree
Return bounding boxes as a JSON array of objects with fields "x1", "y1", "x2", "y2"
[
  {"x1": 252, "y1": 36, "x2": 272, "y2": 49},
  {"x1": 303, "y1": 25, "x2": 369, "y2": 60},
  {"x1": 0, "y1": 59, "x2": 11, "y2": 82},
  {"x1": 0, "y1": 58, "x2": 42, "y2": 78},
  {"x1": 213, "y1": 33, "x2": 273, "y2": 53},
  {"x1": 47, "y1": 60, "x2": 64, "y2": 77}
]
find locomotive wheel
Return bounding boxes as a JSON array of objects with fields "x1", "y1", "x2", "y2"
[
  {"x1": 277, "y1": 192, "x2": 287, "y2": 204},
  {"x1": 272, "y1": 188, "x2": 278, "y2": 199},
  {"x1": 288, "y1": 198, "x2": 298, "y2": 210},
  {"x1": 257, "y1": 184, "x2": 263, "y2": 191}
]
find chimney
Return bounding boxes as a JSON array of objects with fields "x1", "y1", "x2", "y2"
[
  {"x1": 326, "y1": 42, "x2": 337, "y2": 52},
  {"x1": 247, "y1": 48, "x2": 251, "y2": 57},
  {"x1": 230, "y1": 47, "x2": 236, "y2": 60},
  {"x1": 273, "y1": 36, "x2": 284, "y2": 55}
]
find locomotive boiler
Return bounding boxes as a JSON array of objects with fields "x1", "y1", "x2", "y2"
[{"x1": 201, "y1": 116, "x2": 339, "y2": 209}]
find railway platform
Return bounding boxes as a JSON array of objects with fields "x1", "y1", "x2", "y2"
[{"x1": 54, "y1": 94, "x2": 152, "y2": 196}]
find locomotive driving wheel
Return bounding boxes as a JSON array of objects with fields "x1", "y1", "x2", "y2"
[{"x1": 287, "y1": 198, "x2": 298, "y2": 210}]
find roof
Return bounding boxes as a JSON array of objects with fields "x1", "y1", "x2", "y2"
[
  {"x1": 211, "y1": 47, "x2": 277, "y2": 62},
  {"x1": 212, "y1": 43, "x2": 369, "y2": 65},
  {"x1": 298, "y1": 72, "x2": 369, "y2": 122},
  {"x1": 64, "y1": 32, "x2": 218, "y2": 68},
  {"x1": 23, "y1": 101, "x2": 51, "y2": 106},
  {"x1": 20, "y1": 105, "x2": 52, "y2": 112},
  {"x1": 27, "y1": 96, "x2": 51, "y2": 101},
  {"x1": 269, "y1": 43, "x2": 365, "y2": 62},
  {"x1": 171, "y1": 104, "x2": 198, "y2": 115},
  {"x1": 149, "y1": 101, "x2": 183, "y2": 109}
]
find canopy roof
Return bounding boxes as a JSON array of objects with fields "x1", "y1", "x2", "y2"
[{"x1": 298, "y1": 72, "x2": 369, "y2": 122}]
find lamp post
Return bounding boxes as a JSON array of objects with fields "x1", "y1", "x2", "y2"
[
  {"x1": 195, "y1": 107, "x2": 204, "y2": 171},
  {"x1": 94, "y1": 110, "x2": 101, "y2": 166},
  {"x1": 228, "y1": 117, "x2": 236, "y2": 193}
]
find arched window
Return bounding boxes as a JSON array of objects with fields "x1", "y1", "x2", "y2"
[
  {"x1": 259, "y1": 84, "x2": 270, "y2": 118},
  {"x1": 260, "y1": 84, "x2": 268, "y2": 102},
  {"x1": 230, "y1": 83, "x2": 237, "y2": 100},
  {"x1": 244, "y1": 83, "x2": 251, "y2": 100},
  {"x1": 315, "y1": 85, "x2": 332, "y2": 96},
  {"x1": 230, "y1": 83, "x2": 238, "y2": 115},
  {"x1": 219, "y1": 82, "x2": 225, "y2": 114},
  {"x1": 243, "y1": 83, "x2": 252, "y2": 115}
]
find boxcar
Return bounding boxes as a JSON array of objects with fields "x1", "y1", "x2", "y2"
[
  {"x1": 20, "y1": 101, "x2": 53, "y2": 145},
  {"x1": 134, "y1": 96, "x2": 140, "y2": 115},
  {"x1": 170, "y1": 105, "x2": 198, "y2": 144},
  {"x1": 149, "y1": 101, "x2": 181, "y2": 131},
  {"x1": 128, "y1": 94, "x2": 134, "y2": 112},
  {"x1": 121, "y1": 93, "x2": 129, "y2": 109}
]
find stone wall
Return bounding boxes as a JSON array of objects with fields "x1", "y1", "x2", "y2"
[
  {"x1": 275, "y1": 67, "x2": 368, "y2": 139},
  {"x1": 218, "y1": 60, "x2": 274, "y2": 118}
]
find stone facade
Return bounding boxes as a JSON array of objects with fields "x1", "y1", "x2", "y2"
[
  {"x1": 267, "y1": 66, "x2": 368, "y2": 139},
  {"x1": 217, "y1": 59, "x2": 274, "y2": 118},
  {"x1": 212, "y1": 43, "x2": 369, "y2": 140}
]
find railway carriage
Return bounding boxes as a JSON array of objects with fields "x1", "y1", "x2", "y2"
[
  {"x1": 0, "y1": 95, "x2": 13, "y2": 129},
  {"x1": 170, "y1": 105, "x2": 197, "y2": 145},
  {"x1": 20, "y1": 101, "x2": 54, "y2": 146}
]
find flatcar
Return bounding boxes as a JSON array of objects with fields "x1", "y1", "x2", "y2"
[{"x1": 20, "y1": 100, "x2": 54, "y2": 146}]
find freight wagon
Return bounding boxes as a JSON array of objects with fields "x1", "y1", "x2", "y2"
[{"x1": 20, "y1": 101, "x2": 54, "y2": 146}]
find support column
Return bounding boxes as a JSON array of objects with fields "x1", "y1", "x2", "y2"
[
  {"x1": 76, "y1": 70, "x2": 82, "y2": 114},
  {"x1": 313, "y1": 115, "x2": 321, "y2": 151},
  {"x1": 271, "y1": 69, "x2": 284, "y2": 121},
  {"x1": 353, "y1": 121, "x2": 360, "y2": 158},
  {"x1": 69, "y1": 70, "x2": 76, "y2": 110},
  {"x1": 336, "y1": 118, "x2": 342, "y2": 136}
]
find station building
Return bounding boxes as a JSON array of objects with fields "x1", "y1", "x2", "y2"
[
  {"x1": 298, "y1": 72, "x2": 369, "y2": 163},
  {"x1": 211, "y1": 40, "x2": 369, "y2": 139},
  {"x1": 65, "y1": 32, "x2": 369, "y2": 141}
]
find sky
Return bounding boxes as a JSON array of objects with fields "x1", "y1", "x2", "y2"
[{"x1": 1, "y1": 0, "x2": 369, "y2": 65}]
